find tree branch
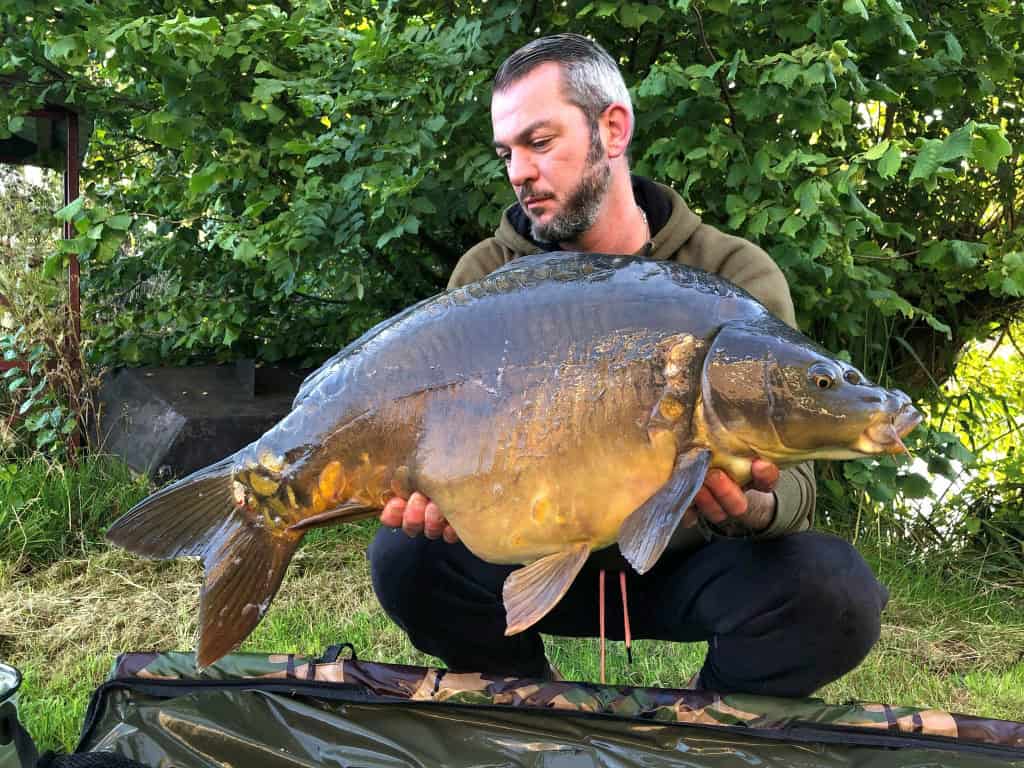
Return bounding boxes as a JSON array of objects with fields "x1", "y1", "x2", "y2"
[
  {"x1": 293, "y1": 290, "x2": 349, "y2": 305},
  {"x1": 882, "y1": 102, "x2": 894, "y2": 141},
  {"x1": 692, "y1": 2, "x2": 739, "y2": 134}
]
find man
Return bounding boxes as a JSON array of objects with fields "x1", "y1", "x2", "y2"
[{"x1": 368, "y1": 34, "x2": 888, "y2": 697}]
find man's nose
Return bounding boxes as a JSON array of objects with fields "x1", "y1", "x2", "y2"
[{"x1": 506, "y1": 149, "x2": 538, "y2": 187}]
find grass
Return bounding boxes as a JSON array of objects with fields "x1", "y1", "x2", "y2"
[
  {"x1": 0, "y1": 453, "x2": 149, "y2": 567},
  {"x1": 1, "y1": 460, "x2": 1022, "y2": 753}
]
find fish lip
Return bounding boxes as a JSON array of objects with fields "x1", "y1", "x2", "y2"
[{"x1": 852, "y1": 404, "x2": 923, "y2": 455}]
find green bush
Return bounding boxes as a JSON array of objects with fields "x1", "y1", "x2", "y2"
[
  {"x1": 0, "y1": 167, "x2": 85, "y2": 458},
  {"x1": 1, "y1": 1, "x2": 1021, "y2": 550}
]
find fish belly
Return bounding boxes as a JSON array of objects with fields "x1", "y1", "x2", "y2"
[
  {"x1": 411, "y1": 355, "x2": 683, "y2": 565},
  {"x1": 450, "y1": 431, "x2": 677, "y2": 564}
]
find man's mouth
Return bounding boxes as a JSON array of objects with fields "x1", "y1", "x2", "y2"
[{"x1": 521, "y1": 193, "x2": 553, "y2": 208}]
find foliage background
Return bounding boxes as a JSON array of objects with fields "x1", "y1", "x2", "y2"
[
  {"x1": 0, "y1": 0, "x2": 1022, "y2": 546},
  {"x1": 1, "y1": 4, "x2": 1022, "y2": 749}
]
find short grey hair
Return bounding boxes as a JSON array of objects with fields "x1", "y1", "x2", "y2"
[{"x1": 493, "y1": 34, "x2": 633, "y2": 133}]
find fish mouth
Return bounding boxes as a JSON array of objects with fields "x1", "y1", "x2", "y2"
[{"x1": 852, "y1": 404, "x2": 923, "y2": 456}]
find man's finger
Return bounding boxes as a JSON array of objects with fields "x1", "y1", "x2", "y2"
[
  {"x1": 402, "y1": 492, "x2": 427, "y2": 538},
  {"x1": 693, "y1": 485, "x2": 728, "y2": 524},
  {"x1": 702, "y1": 470, "x2": 748, "y2": 518},
  {"x1": 750, "y1": 458, "x2": 780, "y2": 493},
  {"x1": 380, "y1": 496, "x2": 406, "y2": 528},
  {"x1": 442, "y1": 525, "x2": 460, "y2": 544},
  {"x1": 423, "y1": 501, "x2": 447, "y2": 540}
]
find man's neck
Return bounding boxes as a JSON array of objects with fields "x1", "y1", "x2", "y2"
[{"x1": 559, "y1": 171, "x2": 647, "y2": 255}]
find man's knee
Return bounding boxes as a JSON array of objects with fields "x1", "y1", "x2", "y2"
[
  {"x1": 367, "y1": 527, "x2": 431, "y2": 626},
  {"x1": 785, "y1": 533, "x2": 888, "y2": 670}
]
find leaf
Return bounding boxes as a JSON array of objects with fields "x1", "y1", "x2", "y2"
[
  {"x1": 614, "y1": 4, "x2": 638, "y2": 27},
  {"x1": 927, "y1": 456, "x2": 955, "y2": 477},
  {"x1": 842, "y1": 0, "x2": 869, "y2": 20},
  {"x1": 234, "y1": 239, "x2": 258, "y2": 263},
  {"x1": 944, "y1": 32, "x2": 964, "y2": 63},
  {"x1": 725, "y1": 194, "x2": 746, "y2": 215},
  {"x1": 106, "y1": 214, "x2": 132, "y2": 230},
  {"x1": 877, "y1": 145, "x2": 902, "y2": 178},
  {"x1": 866, "y1": 287, "x2": 914, "y2": 318},
  {"x1": 264, "y1": 104, "x2": 286, "y2": 123},
  {"x1": 770, "y1": 63, "x2": 802, "y2": 88},
  {"x1": 863, "y1": 139, "x2": 890, "y2": 161},
  {"x1": 909, "y1": 139, "x2": 942, "y2": 184},
  {"x1": 971, "y1": 125, "x2": 1012, "y2": 172},
  {"x1": 949, "y1": 240, "x2": 983, "y2": 269},
  {"x1": 240, "y1": 102, "x2": 266, "y2": 121},
  {"x1": 42, "y1": 253, "x2": 66, "y2": 279},
  {"x1": 190, "y1": 165, "x2": 223, "y2": 195},
  {"x1": 780, "y1": 215, "x2": 806, "y2": 237},
  {"x1": 46, "y1": 36, "x2": 82, "y2": 63},
  {"x1": 896, "y1": 473, "x2": 931, "y2": 499},
  {"x1": 54, "y1": 197, "x2": 84, "y2": 222},
  {"x1": 747, "y1": 210, "x2": 769, "y2": 237},
  {"x1": 640, "y1": 5, "x2": 665, "y2": 23},
  {"x1": 797, "y1": 182, "x2": 820, "y2": 216},
  {"x1": 936, "y1": 124, "x2": 974, "y2": 163},
  {"x1": 866, "y1": 481, "x2": 895, "y2": 502},
  {"x1": 923, "y1": 312, "x2": 952, "y2": 336},
  {"x1": 411, "y1": 197, "x2": 437, "y2": 214},
  {"x1": 95, "y1": 231, "x2": 123, "y2": 263},
  {"x1": 252, "y1": 78, "x2": 286, "y2": 102}
]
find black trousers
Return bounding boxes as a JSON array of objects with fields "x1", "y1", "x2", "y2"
[{"x1": 367, "y1": 529, "x2": 888, "y2": 697}]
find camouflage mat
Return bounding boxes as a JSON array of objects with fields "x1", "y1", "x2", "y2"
[{"x1": 109, "y1": 649, "x2": 1024, "y2": 751}]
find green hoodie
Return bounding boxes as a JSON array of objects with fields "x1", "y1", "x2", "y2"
[{"x1": 447, "y1": 177, "x2": 816, "y2": 550}]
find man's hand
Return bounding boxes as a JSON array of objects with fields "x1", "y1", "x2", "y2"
[
  {"x1": 684, "y1": 458, "x2": 780, "y2": 534},
  {"x1": 380, "y1": 492, "x2": 459, "y2": 543}
]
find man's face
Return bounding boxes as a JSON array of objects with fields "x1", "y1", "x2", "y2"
[{"x1": 491, "y1": 62, "x2": 611, "y2": 244}]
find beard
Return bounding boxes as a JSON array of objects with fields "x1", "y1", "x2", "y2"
[{"x1": 524, "y1": 128, "x2": 611, "y2": 245}]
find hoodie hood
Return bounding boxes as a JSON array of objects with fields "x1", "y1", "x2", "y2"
[{"x1": 493, "y1": 175, "x2": 704, "y2": 260}]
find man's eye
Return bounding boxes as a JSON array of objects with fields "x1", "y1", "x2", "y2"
[
  {"x1": 497, "y1": 153, "x2": 510, "y2": 164},
  {"x1": 532, "y1": 138, "x2": 551, "y2": 150}
]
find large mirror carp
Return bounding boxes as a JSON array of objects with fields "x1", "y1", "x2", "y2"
[{"x1": 107, "y1": 252, "x2": 922, "y2": 668}]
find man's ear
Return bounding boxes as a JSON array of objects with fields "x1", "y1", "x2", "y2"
[{"x1": 602, "y1": 103, "x2": 632, "y2": 159}]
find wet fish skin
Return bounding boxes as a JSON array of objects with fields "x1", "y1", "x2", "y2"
[{"x1": 106, "y1": 252, "x2": 921, "y2": 668}]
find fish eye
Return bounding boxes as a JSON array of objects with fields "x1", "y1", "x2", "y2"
[{"x1": 809, "y1": 364, "x2": 837, "y2": 390}]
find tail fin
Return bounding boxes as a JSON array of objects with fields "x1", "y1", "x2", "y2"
[
  {"x1": 106, "y1": 457, "x2": 302, "y2": 668},
  {"x1": 106, "y1": 457, "x2": 239, "y2": 559}
]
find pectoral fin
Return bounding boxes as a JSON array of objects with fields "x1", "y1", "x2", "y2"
[
  {"x1": 618, "y1": 447, "x2": 712, "y2": 575},
  {"x1": 503, "y1": 543, "x2": 590, "y2": 636}
]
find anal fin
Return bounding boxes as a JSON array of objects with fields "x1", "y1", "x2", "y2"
[
  {"x1": 618, "y1": 447, "x2": 711, "y2": 575},
  {"x1": 503, "y1": 543, "x2": 590, "y2": 636}
]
